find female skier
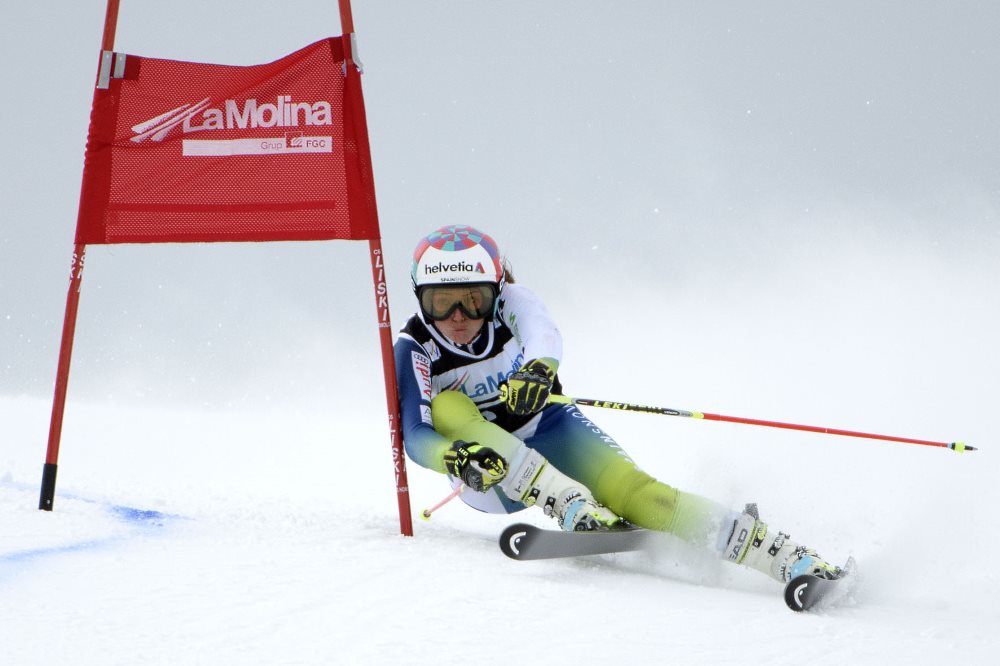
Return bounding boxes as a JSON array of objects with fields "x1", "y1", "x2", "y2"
[{"x1": 394, "y1": 224, "x2": 841, "y2": 585}]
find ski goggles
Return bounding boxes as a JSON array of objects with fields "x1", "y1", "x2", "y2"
[{"x1": 417, "y1": 283, "x2": 498, "y2": 321}]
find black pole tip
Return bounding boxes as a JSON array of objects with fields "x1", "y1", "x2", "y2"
[{"x1": 39, "y1": 462, "x2": 58, "y2": 511}]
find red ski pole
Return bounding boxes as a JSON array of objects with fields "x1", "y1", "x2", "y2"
[{"x1": 548, "y1": 395, "x2": 976, "y2": 453}]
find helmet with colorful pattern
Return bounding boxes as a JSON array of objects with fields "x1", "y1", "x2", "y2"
[{"x1": 411, "y1": 225, "x2": 505, "y2": 321}]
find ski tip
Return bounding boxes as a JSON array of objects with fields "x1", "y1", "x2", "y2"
[
  {"x1": 784, "y1": 557, "x2": 858, "y2": 612},
  {"x1": 784, "y1": 575, "x2": 815, "y2": 612},
  {"x1": 498, "y1": 523, "x2": 535, "y2": 560}
]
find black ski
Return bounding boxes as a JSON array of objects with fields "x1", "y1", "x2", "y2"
[
  {"x1": 500, "y1": 523, "x2": 858, "y2": 612},
  {"x1": 499, "y1": 522, "x2": 657, "y2": 560},
  {"x1": 783, "y1": 557, "x2": 857, "y2": 612}
]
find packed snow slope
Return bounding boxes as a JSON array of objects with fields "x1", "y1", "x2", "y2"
[{"x1": 1, "y1": 370, "x2": 997, "y2": 666}]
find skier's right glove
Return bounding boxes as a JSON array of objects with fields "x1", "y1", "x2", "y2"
[
  {"x1": 443, "y1": 441, "x2": 507, "y2": 492},
  {"x1": 501, "y1": 358, "x2": 556, "y2": 416}
]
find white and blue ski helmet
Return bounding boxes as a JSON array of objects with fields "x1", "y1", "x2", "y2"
[
  {"x1": 411, "y1": 225, "x2": 504, "y2": 288},
  {"x1": 411, "y1": 225, "x2": 505, "y2": 320}
]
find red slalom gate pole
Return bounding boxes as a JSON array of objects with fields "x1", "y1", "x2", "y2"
[
  {"x1": 40, "y1": 0, "x2": 123, "y2": 511},
  {"x1": 547, "y1": 395, "x2": 977, "y2": 453},
  {"x1": 339, "y1": 0, "x2": 413, "y2": 535},
  {"x1": 40, "y1": 246, "x2": 88, "y2": 510}
]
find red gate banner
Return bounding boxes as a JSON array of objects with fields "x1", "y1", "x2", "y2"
[
  {"x1": 43, "y1": 1, "x2": 413, "y2": 537},
  {"x1": 76, "y1": 38, "x2": 377, "y2": 244}
]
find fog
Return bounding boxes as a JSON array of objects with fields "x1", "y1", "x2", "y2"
[{"x1": 1, "y1": 0, "x2": 996, "y2": 451}]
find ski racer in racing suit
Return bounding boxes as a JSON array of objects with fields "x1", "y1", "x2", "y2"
[{"x1": 394, "y1": 225, "x2": 842, "y2": 585}]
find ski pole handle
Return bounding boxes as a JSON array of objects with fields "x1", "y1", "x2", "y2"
[
  {"x1": 548, "y1": 394, "x2": 976, "y2": 453},
  {"x1": 420, "y1": 485, "x2": 465, "y2": 520}
]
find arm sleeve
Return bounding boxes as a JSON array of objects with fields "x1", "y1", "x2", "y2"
[
  {"x1": 393, "y1": 334, "x2": 452, "y2": 473},
  {"x1": 498, "y1": 284, "x2": 563, "y2": 369}
]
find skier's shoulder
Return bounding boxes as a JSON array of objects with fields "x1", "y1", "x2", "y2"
[
  {"x1": 397, "y1": 314, "x2": 433, "y2": 350},
  {"x1": 498, "y1": 282, "x2": 546, "y2": 312},
  {"x1": 498, "y1": 282, "x2": 559, "y2": 333}
]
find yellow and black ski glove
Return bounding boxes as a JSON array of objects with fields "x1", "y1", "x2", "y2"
[
  {"x1": 443, "y1": 441, "x2": 507, "y2": 492},
  {"x1": 501, "y1": 358, "x2": 556, "y2": 416}
]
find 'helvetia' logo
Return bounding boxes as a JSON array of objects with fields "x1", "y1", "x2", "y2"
[
  {"x1": 423, "y1": 261, "x2": 486, "y2": 275},
  {"x1": 131, "y1": 96, "x2": 333, "y2": 143}
]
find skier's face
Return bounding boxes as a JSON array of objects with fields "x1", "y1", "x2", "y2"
[{"x1": 433, "y1": 306, "x2": 485, "y2": 345}]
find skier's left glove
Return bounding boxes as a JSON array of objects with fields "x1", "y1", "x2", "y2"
[
  {"x1": 501, "y1": 358, "x2": 556, "y2": 416},
  {"x1": 443, "y1": 441, "x2": 507, "y2": 492}
]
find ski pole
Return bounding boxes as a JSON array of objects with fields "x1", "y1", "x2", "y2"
[
  {"x1": 547, "y1": 394, "x2": 976, "y2": 453},
  {"x1": 420, "y1": 485, "x2": 465, "y2": 520}
]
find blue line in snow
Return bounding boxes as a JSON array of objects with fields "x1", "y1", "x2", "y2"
[
  {"x1": 107, "y1": 505, "x2": 178, "y2": 527},
  {"x1": 0, "y1": 482, "x2": 188, "y2": 582},
  {"x1": 0, "y1": 536, "x2": 124, "y2": 565}
]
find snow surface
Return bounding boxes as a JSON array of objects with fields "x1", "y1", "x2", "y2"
[{"x1": 2, "y1": 384, "x2": 997, "y2": 665}]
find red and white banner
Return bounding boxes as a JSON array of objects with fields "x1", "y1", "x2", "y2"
[{"x1": 76, "y1": 38, "x2": 378, "y2": 244}]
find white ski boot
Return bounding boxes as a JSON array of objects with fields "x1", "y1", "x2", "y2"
[
  {"x1": 722, "y1": 503, "x2": 842, "y2": 583},
  {"x1": 500, "y1": 447, "x2": 623, "y2": 531}
]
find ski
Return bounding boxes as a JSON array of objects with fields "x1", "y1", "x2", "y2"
[
  {"x1": 783, "y1": 557, "x2": 858, "y2": 612},
  {"x1": 500, "y1": 522, "x2": 858, "y2": 612},
  {"x1": 499, "y1": 522, "x2": 657, "y2": 560}
]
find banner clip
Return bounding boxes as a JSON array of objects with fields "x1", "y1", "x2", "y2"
[
  {"x1": 97, "y1": 51, "x2": 128, "y2": 89},
  {"x1": 350, "y1": 33, "x2": 364, "y2": 74}
]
